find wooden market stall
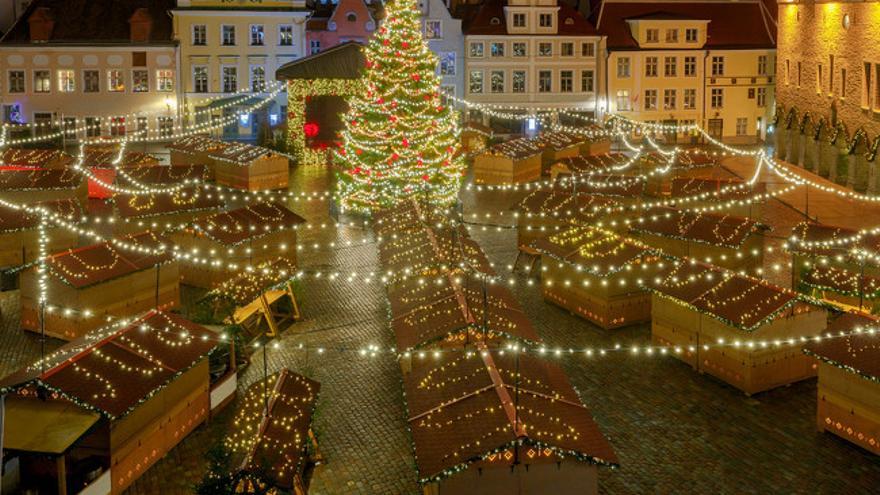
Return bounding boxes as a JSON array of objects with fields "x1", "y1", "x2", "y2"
[
  {"x1": 404, "y1": 348, "x2": 618, "y2": 494},
  {"x1": 513, "y1": 188, "x2": 620, "y2": 248},
  {"x1": 531, "y1": 131, "x2": 585, "y2": 174},
  {"x1": 210, "y1": 141, "x2": 289, "y2": 192},
  {"x1": 0, "y1": 311, "x2": 219, "y2": 495},
  {"x1": 81, "y1": 143, "x2": 161, "y2": 198},
  {"x1": 533, "y1": 226, "x2": 664, "y2": 329},
  {"x1": 168, "y1": 135, "x2": 226, "y2": 166},
  {"x1": 803, "y1": 311, "x2": 880, "y2": 455},
  {"x1": 799, "y1": 265, "x2": 880, "y2": 313},
  {"x1": 787, "y1": 221, "x2": 880, "y2": 286},
  {"x1": 640, "y1": 150, "x2": 722, "y2": 197},
  {"x1": 377, "y1": 224, "x2": 495, "y2": 281},
  {"x1": 0, "y1": 148, "x2": 72, "y2": 169},
  {"x1": 0, "y1": 169, "x2": 87, "y2": 207},
  {"x1": 460, "y1": 121, "x2": 492, "y2": 154},
  {"x1": 171, "y1": 202, "x2": 306, "y2": 289},
  {"x1": 549, "y1": 152, "x2": 631, "y2": 180},
  {"x1": 649, "y1": 260, "x2": 827, "y2": 395},
  {"x1": 112, "y1": 186, "x2": 224, "y2": 235},
  {"x1": 574, "y1": 125, "x2": 613, "y2": 156},
  {"x1": 0, "y1": 199, "x2": 82, "y2": 270},
  {"x1": 20, "y1": 231, "x2": 179, "y2": 340},
  {"x1": 628, "y1": 207, "x2": 769, "y2": 272},
  {"x1": 372, "y1": 198, "x2": 454, "y2": 239},
  {"x1": 473, "y1": 138, "x2": 542, "y2": 184},
  {"x1": 226, "y1": 368, "x2": 321, "y2": 494},
  {"x1": 668, "y1": 177, "x2": 765, "y2": 219}
]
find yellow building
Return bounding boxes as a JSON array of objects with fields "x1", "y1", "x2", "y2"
[
  {"x1": 171, "y1": 0, "x2": 310, "y2": 138},
  {"x1": 596, "y1": 0, "x2": 777, "y2": 143}
]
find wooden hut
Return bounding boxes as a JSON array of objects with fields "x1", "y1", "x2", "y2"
[
  {"x1": 404, "y1": 348, "x2": 618, "y2": 494},
  {"x1": 460, "y1": 121, "x2": 492, "y2": 154},
  {"x1": 549, "y1": 152, "x2": 631, "y2": 180},
  {"x1": 372, "y1": 199, "x2": 455, "y2": 239},
  {"x1": 226, "y1": 369, "x2": 321, "y2": 494},
  {"x1": 170, "y1": 202, "x2": 306, "y2": 289},
  {"x1": 531, "y1": 131, "x2": 585, "y2": 174},
  {"x1": 20, "y1": 232, "x2": 179, "y2": 340},
  {"x1": 0, "y1": 169, "x2": 88, "y2": 207},
  {"x1": 799, "y1": 265, "x2": 880, "y2": 313},
  {"x1": 0, "y1": 148, "x2": 72, "y2": 169},
  {"x1": 513, "y1": 189, "x2": 620, "y2": 247},
  {"x1": 0, "y1": 199, "x2": 82, "y2": 270},
  {"x1": 81, "y1": 143, "x2": 161, "y2": 198},
  {"x1": 473, "y1": 139, "x2": 542, "y2": 184},
  {"x1": 112, "y1": 186, "x2": 224, "y2": 235},
  {"x1": 575, "y1": 125, "x2": 613, "y2": 156},
  {"x1": 0, "y1": 311, "x2": 218, "y2": 495},
  {"x1": 668, "y1": 177, "x2": 765, "y2": 219},
  {"x1": 628, "y1": 207, "x2": 768, "y2": 273},
  {"x1": 787, "y1": 222, "x2": 880, "y2": 284},
  {"x1": 803, "y1": 312, "x2": 880, "y2": 455},
  {"x1": 533, "y1": 227, "x2": 664, "y2": 329},
  {"x1": 210, "y1": 141, "x2": 289, "y2": 192},
  {"x1": 649, "y1": 260, "x2": 827, "y2": 395},
  {"x1": 378, "y1": 224, "x2": 494, "y2": 281},
  {"x1": 168, "y1": 135, "x2": 225, "y2": 166}
]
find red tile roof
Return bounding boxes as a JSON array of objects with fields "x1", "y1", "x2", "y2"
[{"x1": 466, "y1": 0, "x2": 598, "y2": 36}]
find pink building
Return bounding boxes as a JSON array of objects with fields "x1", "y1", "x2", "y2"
[{"x1": 306, "y1": 0, "x2": 378, "y2": 55}]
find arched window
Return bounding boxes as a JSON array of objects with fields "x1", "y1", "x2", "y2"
[
  {"x1": 564, "y1": 17, "x2": 574, "y2": 25},
  {"x1": 347, "y1": 12, "x2": 357, "y2": 22},
  {"x1": 490, "y1": 17, "x2": 501, "y2": 25}
]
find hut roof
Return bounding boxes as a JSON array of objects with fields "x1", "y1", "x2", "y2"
[
  {"x1": 788, "y1": 222, "x2": 880, "y2": 260},
  {"x1": 388, "y1": 272, "x2": 540, "y2": 351},
  {"x1": 0, "y1": 148, "x2": 71, "y2": 168},
  {"x1": 275, "y1": 41, "x2": 365, "y2": 80},
  {"x1": 800, "y1": 266, "x2": 880, "y2": 299},
  {"x1": 209, "y1": 257, "x2": 296, "y2": 306},
  {"x1": 190, "y1": 202, "x2": 306, "y2": 246},
  {"x1": 530, "y1": 131, "x2": 585, "y2": 151},
  {"x1": 669, "y1": 177, "x2": 752, "y2": 200},
  {"x1": 372, "y1": 199, "x2": 455, "y2": 239},
  {"x1": 553, "y1": 152, "x2": 631, "y2": 175},
  {"x1": 46, "y1": 231, "x2": 173, "y2": 288},
  {"x1": 565, "y1": 174, "x2": 645, "y2": 197},
  {"x1": 0, "y1": 310, "x2": 217, "y2": 419},
  {"x1": 484, "y1": 138, "x2": 542, "y2": 160},
  {"x1": 676, "y1": 151, "x2": 718, "y2": 168},
  {"x1": 113, "y1": 187, "x2": 223, "y2": 220},
  {"x1": 119, "y1": 164, "x2": 210, "y2": 184},
  {"x1": 80, "y1": 145, "x2": 157, "y2": 169},
  {"x1": 0, "y1": 199, "x2": 83, "y2": 233},
  {"x1": 168, "y1": 135, "x2": 228, "y2": 156},
  {"x1": 378, "y1": 225, "x2": 494, "y2": 277},
  {"x1": 0, "y1": 169, "x2": 83, "y2": 191},
  {"x1": 513, "y1": 189, "x2": 618, "y2": 221},
  {"x1": 532, "y1": 227, "x2": 660, "y2": 276},
  {"x1": 803, "y1": 312, "x2": 880, "y2": 382},
  {"x1": 630, "y1": 207, "x2": 767, "y2": 248},
  {"x1": 208, "y1": 141, "x2": 275, "y2": 165},
  {"x1": 404, "y1": 349, "x2": 617, "y2": 483}
]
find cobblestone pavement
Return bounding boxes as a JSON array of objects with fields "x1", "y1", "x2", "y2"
[{"x1": 3, "y1": 156, "x2": 880, "y2": 494}]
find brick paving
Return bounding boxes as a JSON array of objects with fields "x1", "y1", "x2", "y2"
[{"x1": 2, "y1": 155, "x2": 880, "y2": 494}]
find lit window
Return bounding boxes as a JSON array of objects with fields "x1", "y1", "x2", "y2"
[
  {"x1": 616, "y1": 90, "x2": 631, "y2": 111},
  {"x1": 107, "y1": 70, "x2": 124, "y2": 92},
  {"x1": 279, "y1": 25, "x2": 294, "y2": 46},
  {"x1": 425, "y1": 20, "x2": 441, "y2": 39},
  {"x1": 57, "y1": 69, "x2": 75, "y2": 92},
  {"x1": 132, "y1": 69, "x2": 149, "y2": 92},
  {"x1": 222, "y1": 25, "x2": 236, "y2": 46},
  {"x1": 34, "y1": 70, "x2": 50, "y2": 93},
  {"x1": 250, "y1": 25, "x2": 264, "y2": 46},
  {"x1": 157, "y1": 70, "x2": 174, "y2": 92}
]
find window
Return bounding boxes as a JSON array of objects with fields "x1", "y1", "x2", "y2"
[
  {"x1": 158, "y1": 117, "x2": 174, "y2": 138},
  {"x1": 646, "y1": 28, "x2": 659, "y2": 43},
  {"x1": 513, "y1": 42, "x2": 526, "y2": 57},
  {"x1": 711, "y1": 56, "x2": 724, "y2": 76},
  {"x1": 57, "y1": 70, "x2": 74, "y2": 92},
  {"x1": 491, "y1": 70, "x2": 504, "y2": 93},
  {"x1": 512, "y1": 71, "x2": 526, "y2": 93},
  {"x1": 490, "y1": 42, "x2": 504, "y2": 57},
  {"x1": 469, "y1": 70, "x2": 483, "y2": 93},
  {"x1": 222, "y1": 25, "x2": 236, "y2": 46},
  {"x1": 250, "y1": 25, "x2": 264, "y2": 45},
  {"x1": 469, "y1": 42, "x2": 484, "y2": 58},
  {"x1": 110, "y1": 116, "x2": 125, "y2": 137},
  {"x1": 310, "y1": 40, "x2": 321, "y2": 54},
  {"x1": 581, "y1": 42, "x2": 594, "y2": 57},
  {"x1": 279, "y1": 25, "x2": 294, "y2": 46},
  {"x1": 829, "y1": 55, "x2": 835, "y2": 94},
  {"x1": 8, "y1": 71, "x2": 24, "y2": 93},
  {"x1": 84, "y1": 70, "x2": 99, "y2": 92},
  {"x1": 736, "y1": 118, "x2": 748, "y2": 136},
  {"x1": 425, "y1": 20, "x2": 441, "y2": 39},
  {"x1": 512, "y1": 13, "x2": 526, "y2": 28},
  {"x1": 644, "y1": 89, "x2": 658, "y2": 110},
  {"x1": 685, "y1": 28, "x2": 698, "y2": 42},
  {"x1": 539, "y1": 13, "x2": 553, "y2": 28},
  {"x1": 665, "y1": 29, "x2": 678, "y2": 43},
  {"x1": 538, "y1": 42, "x2": 552, "y2": 57},
  {"x1": 684, "y1": 56, "x2": 697, "y2": 77},
  {"x1": 106, "y1": 70, "x2": 123, "y2": 91},
  {"x1": 136, "y1": 117, "x2": 148, "y2": 136},
  {"x1": 34, "y1": 70, "x2": 50, "y2": 93},
  {"x1": 617, "y1": 57, "x2": 630, "y2": 78},
  {"x1": 192, "y1": 24, "x2": 207, "y2": 45},
  {"x1": 645, "y1": 57, "x2": 658, "y2": 77},
  {"x1": 663, "y1": 89, "x2": 676, "y2": 110},
  {"x1": 711, "y1": 88, "x2": 723, "y2": 108},
  {"x1": 785, "y1": 59, "x2": 791, "y2": 86},
  {"x1": 757, "y1": 87, "x2": 767, "y2": 107},
  {"x1": 193, "y1": 66, "x2": 208, "y2": 93},
  {"x1": 863, "y1": 62, "x2": 872, "y2": 108},
  {"x1": 616, "y1": 90, "x2": 631, "y2": 111},
  {"x1": 560, "y1": 70, "x2": 573, "y2": 92},
  {"x1": 758, "y1": 55, "x2": 768, "y2": 76},
  {"x1": 34, "y1": 112, "x2": 52, "y2": 136},
  {"x1": 841, "y1": 68, "x2": 847, "y2": 98},
  {"x1": 63, "y1": 117, "x2": 77, "y2": 139},
  {"x1": 132, "y1": 69, "x2": 148, "y2": 92},
  {"x1": 222, "y1": 66, "x2": 237, "y2": 93},
  {"x1": 664, "y1": 57, "x2": 677, "y2": 77},
  {"x1": 346, "y1": 13, "x2": 357, "y2": 22},
  {"x1": 538, "y1": 70, "x2": 552, "y2": 92},
  {"x1": 580, "y1": 70, "x2": 594, "y2": 92},
  {"x1": 250, "y1": 66, "x2": 266, "y2": 92},
  {"x1": 439, "y1": 52, "x2": 456, "y2": 75},
  {"x1": 157, "y1": 70, "x2": 174, "y2": 92},
  {"x1": 683, "y1": 88, "x2": 696, "y2": 109},
  {"x1": 85, "y1": 117, "x2": 100, "y2": 137},
  {"x1": 561, "y1": 42, "x2": 574, "y2": 57},
  {"x1": 748, "y1": 88, "x2": 756, "y2": 99}
]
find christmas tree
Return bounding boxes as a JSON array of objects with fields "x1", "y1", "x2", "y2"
[{"x1": 333, "y1": 0, "x2": 464, "y2": 214}]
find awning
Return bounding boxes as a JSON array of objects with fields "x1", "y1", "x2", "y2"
[{"x1": 3, "y1": 396, "x2": 100, "y2": 454}]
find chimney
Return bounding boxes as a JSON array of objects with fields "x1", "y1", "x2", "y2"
[
  {"x1": 27, "y1": 7, "x2": 54, "y2": 43},
  {"x1": 128, "y1": 8, "x2": 153, "y2": 43}
]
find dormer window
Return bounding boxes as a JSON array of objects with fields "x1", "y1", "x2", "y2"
[
  {"x1": 665, "y1": 29, "x2": 678, "y2": 42},
  {"x1": 685, "y1": 28, "x2": 698, "y2": 42},
  {"x1": 512, "y1": 13, "x2": 526, "y2": 28},
  {"x1": 490, "y1": 17, "x2": 501, "y2": 26},
  {"x1": 539, "y1": 13, "x2": 553, "y2": 28},
  {"x1": 564, "y1": 17, "x2": 574, "y2": 26},
  {"x1": 346, "y1": 12, "x2": 357, "y2": 22},
  {"x1": 646, "y1": 28, "x2": 659, "y2": 43}
]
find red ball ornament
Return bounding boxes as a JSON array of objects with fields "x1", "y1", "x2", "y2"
[
  {"x1": 383, "y1": 39, "x2": 390, "y2": 46},
  {"x1": 391, "y1": 152, "x2": 400, "y2": 161},
  {"x1": 402, "y1": 41, "x2": 409, "y2": 48},
  {"x1": 402, "y1": 138, "x2": 409, "y2": 148},
  {"x1": 355, "y1": 149, "x2": 363, "y2": 155},
  {"x1": 422, "y1": 174, "x2": 430, "y2": 181},
  {"x1": 303, "y1": 121, "x2": 320, "y2": 138},
  {"x1": 412, "y1": 74, "x2": 421, "y2": 82},
  {"x1": 391, "y1": 101, "x2": 398, "y2": 108}
]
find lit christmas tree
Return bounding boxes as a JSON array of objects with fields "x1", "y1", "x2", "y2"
[{"x1": 333, "y1": 0, "x2": 464, "y2": 214}]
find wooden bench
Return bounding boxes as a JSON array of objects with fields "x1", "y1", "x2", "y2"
[
  {"x1": 513, "y1": 244, "x2": 541, "y2": 277},
  {"x1": 231, "y1": 281, "x2": 301, "y2": 342}
]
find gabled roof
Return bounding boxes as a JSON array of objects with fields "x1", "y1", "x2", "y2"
[
  {"x1": 378, "y1": 224, "x2": 495, "y2": 277},
  {"x1": 787, "y1": 221, "x2": 880, "y2": 261},
  {"x1": 118, "y1": 164, "x2": 211, "y2": 185},
  {"x1": 0, "y1": 169, "x2": 83, "y2": 191},
  {"x1": 513, "y1": 189, "x2": 618, "y2": 221},
  {"x1": 803, "y1": 312, "x2": 880, "y2": 382},
  {"x1": 466, "y1": 0, "x2": 598, "y2": 36},
  {"x1": 276, "y1": 41, "x2": 366, "y2": 80},
  {"x1": 372, "y1": 199, "x2": 456, "y2": 238},
  {"x1": 113, "y1": 187, "x2": 223, "y2": 220},
  {"x1": 800, "y1": 266, "x2": 880, "y2": 299},
  {"x1": 0, "y1": 199, "x2": 83, "y2": 233},
  {"x1": 532, "y1": 226, "x2": 660, "y2": 276},
  {"x1": 596, "y1": 1, "x2": 775, "y2": 50},
  {"x1": 630, "y1": 207, "x2": 767, "y2": 248},
  {"x1": 189, "y1": 202, "x2": 306, "y2": 246}
]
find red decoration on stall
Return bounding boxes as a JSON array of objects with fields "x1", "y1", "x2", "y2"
[{"x1": 303, "y1": 121, "x2": 320, "y2": 138}]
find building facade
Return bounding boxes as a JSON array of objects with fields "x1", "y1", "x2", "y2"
[
  {"x1": 171, "y1": 0, "x2": 310, "y2": 138},
  {"x1": 775, "y1": 0, "x2": 880, "y2": 192},
  {"x1": 420, "y1": 0, "x2": 465, "y2": 104},
  {"x1": 597, "y1": 0, "x2": 777, "y2": 143},
  {"x1": 0, "y1": 0, "x2": 180, "y2": 140},
  {"x1": 463, "y1": 0, "x2": 603, "y2": 130},
  {"x1": 306, "y1": 0, "x2": 377, "y2": 55}
]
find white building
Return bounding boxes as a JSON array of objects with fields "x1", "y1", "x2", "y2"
[{"x1": 420, "y1": 0, "x2": 465, "y2": 105}]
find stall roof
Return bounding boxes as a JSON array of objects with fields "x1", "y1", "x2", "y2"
[
  {"x1": 0, "y1": 169, "x2": 83, "y2": 191},
  {"x1": 803, "y1": 312, "x2": 880, "y2": 382},
  {"x1": 378, "y1": 225, "x2": 494, "y2": 277},
  {"x1": 800, "y1": 266, "x2": 880, "y2": 299},
  {"x1": 0, "y1": 199, "x2": 83, "y2": 233},
  {"x1": 372, "y1": 199, "x2": 455, "y2": 239},
  {"x1": 2, "y1": 396, "x2": 101, "y2": 454},
  {"x1": 553, "y1": 152, "x2": 631, "y2": 175},
  {"x1": 81, "y1": 147, "x2": 157, "y2": 169},
  {"x1": 405, "y1": 349, "x2": 617, "y2": 483},
  {"x1": 0, "y1": 311, "x2": 217, "y2": 419},
  {"x1": 532, "y1": 226, "x2": 660, "y2": 276},
  {"x1": 483, "y1": 138, "x2": 542, "y2": 160},
  {"x1": 630, "y1": 207, "x2": 767, "y2": 248},
  {"x1": 513, "y1": 189, "x2": 619, "y2": 221},
  {"x1": 190, "y1": 202, "x2": 306, "y2": 246},
  {"x1": 788, "y1": 221, "x2": 880, "y2": 260},
  {"x1": 275, "y1": 41, "x2": 365, "y2": 81},
  {"x1": 208, "y1": 141, "x2": 275, "y2": 165},
  {"x1": 669, "y1": 177, "x2": 751, "y2": 200},
  {"x1": 0, "y1": 148, "x2": 71, "y2": 168},
  {"x1": 120, "y1": 164, "x2": 210, "y2": 184},
  {"x1": 114, "y1": 186, "x2": 223, "y2": 219},
  {"x1": 530, "y1": 131, "x2": 585, "y2": 151},
  {"x1": 168, "y1": 135, "x2": 228, "y2": 156}
]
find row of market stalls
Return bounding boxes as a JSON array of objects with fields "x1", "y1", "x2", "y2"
[{"x1": 372, "y1": 199, "x2": 618, "y2": 494}]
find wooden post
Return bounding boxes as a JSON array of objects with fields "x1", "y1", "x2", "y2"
[
  {"x1": 260, "y1": 293, "x2": 279, "y2": 337},
  {"x1": 56, "y1": 454, "x2": 67, "y2": 495},
  {"x1": 286, "y1": 281, "x2": 301, "y2": 320}
]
